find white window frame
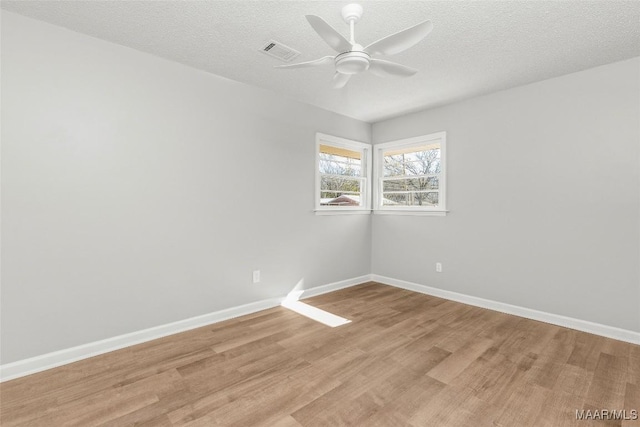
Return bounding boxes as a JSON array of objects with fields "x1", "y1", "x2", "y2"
[
  {"x1": 315, "y1": 133, "x2": 372, "y2": 215},
  {"x1": 373, "y1": 131, "x2": 447, "y2": 216}
]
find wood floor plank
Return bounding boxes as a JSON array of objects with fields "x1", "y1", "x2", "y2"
[
  {"x1": 426, "y1": 336, "x2": 494, "y2": 384},
  {"x1": 525, "y1": 327, "x2": 577, "y2": 390},
  {"x1": 264, "y1": 415, "x2": 305, "y2": 427},
  {"x1": 622, "y1": 382, "x2": 640, "y2": 427},
  {"x1": 360, "y1": 375, "x2": 446, "y2": 426},
  {"x1": 554, "y1": 363, "x2": 594, "y2": 399},
  {"x1": 567, "y1": 333, "x2": 608, "y2": 372},
  {"x1": 1, "y1": 282, "x2": 638, "y2": 427},
  {"x1": 629, "y1": 345, "x2": 640, "y2": 385},
  {"x1": 535, "y1": 389, "x2": 585, "y2": 427},
  {"x1": 406, "y1": 383, "x2": 481, "y2": 426},
  {"x1": 585, "y1": 352, "x2": 628, "y2": 409},
  {"x1": 450, "y1": 346, "x2": 527, "y2": 405},
  {"x1": 494, "y1": 381, "x2": 551, "y2": 427}
]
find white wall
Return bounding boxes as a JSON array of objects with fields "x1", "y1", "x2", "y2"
[
  {"x1": 0, "y1": 12, "x2": 371, "y2": 364},
  {"x1": 372, "y1": 57, "x2": 640, "y2": 332},
  {"x1": 3, "y1": 11, "x2": 638, "y2": 367}
]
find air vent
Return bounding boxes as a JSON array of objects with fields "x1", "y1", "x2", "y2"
[{"x1": 260, "y1": 40, "x2": 301, "y2": 63}]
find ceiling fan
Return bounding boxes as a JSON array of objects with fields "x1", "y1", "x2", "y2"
[{"x1": 275, "y1": 3, "x2": 433, "y2": 88}]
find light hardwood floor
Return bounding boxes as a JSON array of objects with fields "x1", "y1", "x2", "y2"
[{"x1": 1, "y1": 282, "x2": 639, "y2": 426}]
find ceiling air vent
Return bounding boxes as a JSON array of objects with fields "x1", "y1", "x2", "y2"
[{"x1": 260, "y1": 40, "x2": 301, "y2": 63}]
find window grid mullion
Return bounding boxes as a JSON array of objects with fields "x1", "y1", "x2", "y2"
[
  {"x1": 381, "y1": 173, "x2": 440, "y2": 180},
  {"x1": 320, "y1": 173, "x2": 366, "y2": 181},
  {"x1": 382, "y1": 190, "x2": 440, "y2": 195}
]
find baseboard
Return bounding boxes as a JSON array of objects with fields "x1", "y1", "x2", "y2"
[
  {"x1": 297, "y1": 274, "x2": 372, "y2": 300},
  {"x1": 371, "y1": 274, "x2": 640, "y2": 345},
  {"x1": 0, "y1": 275, "x2": 370, "y2": 382},
  {"x1": 5, "y1": 273, "x2": 634, "y2": 382}
]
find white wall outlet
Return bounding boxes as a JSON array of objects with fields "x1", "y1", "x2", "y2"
[
  {"x1": 436, "y1": 262, "x2": 443, "y2": 273},
  {"x1": 252, "y1": 270, "x2": 260, "y2": 283}
]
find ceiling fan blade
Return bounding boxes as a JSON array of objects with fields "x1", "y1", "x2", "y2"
[
  {"x1": 369, "y1": 59, "x2": 417, "y2": 77},
  {"x1": 306, "y1": 15, "x2": 352, "y2": 53},
  {"x1": 365, "y1": 20, "x2": 433, "y2": 56},
  {"x1": 333, "y1": 72, "x2": 351, "y2": 89},
  {"x1": 275, "y1": 56, "x2": 334, "y2": 69}
]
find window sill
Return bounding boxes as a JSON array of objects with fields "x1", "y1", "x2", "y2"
[
  {"x1": 314, "y1": 209, "x2": 372, "y2": 216},
  {"x1": 373, "y1": 210, "x2": 448, "y2": 217}
]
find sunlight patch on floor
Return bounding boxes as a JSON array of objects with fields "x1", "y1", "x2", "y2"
[{"x1": 281, "y1": 300, "x2": 351, "y2": 327}]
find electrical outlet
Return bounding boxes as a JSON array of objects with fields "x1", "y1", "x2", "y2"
[
  {"x1": 253, "y1": 270, "x2": 260, "y2": 283},
  {"x1": 436, "y1": 262, "x2": 442, "y2": 273}
]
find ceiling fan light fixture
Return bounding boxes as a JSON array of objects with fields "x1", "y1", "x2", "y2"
[
  {"x1": 335, "y1": 51, "x2": 370, "y2": 74},
  {"x1": 275, "y1": 4, "x2": 432, "y2": 88}
]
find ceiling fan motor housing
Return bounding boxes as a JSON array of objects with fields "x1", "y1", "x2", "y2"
[
  {"x1": 335, "y1": 50, "x2": 370, "y2": 74},
  {"x1": 341, "y1": 4, "x2": 363, "y2": 23}
]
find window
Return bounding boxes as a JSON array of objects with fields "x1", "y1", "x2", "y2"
[
  {"x1": 316, "y1": 133, "x2": 371, "y2": 213},
  {"x1": 374, "y1": 132, "x2": 446, "y2": 215}
]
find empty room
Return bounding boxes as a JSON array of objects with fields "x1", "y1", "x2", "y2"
[{"x1": 1, "y1": 1, "x2": 639, "y2": 426}]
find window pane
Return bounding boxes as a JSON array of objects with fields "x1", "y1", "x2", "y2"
[
  {"x1": 383, "y1": 143, "x2": 440, "y2": 177},
  {"x1": 320, "y1": 192, "x2": 361, "y2": 206},
  {"x1": 382, "y1": 191, "x2": 439, "y2": 207},
  {"x1": 382, "y1": 177, "x2": 439, "y2": 192},
  {"x1": 319, "y1": 144, "x2": 362, "y2": 177},
  {"x1": 320, "y1": 175, "x2": 361, "y2": 206},
  {"x1": 321, "y1": 175, "x2": 360, "y2": 192},
  {"x1": 319, "y1": 158, "x2": 361, "y2": 176}
]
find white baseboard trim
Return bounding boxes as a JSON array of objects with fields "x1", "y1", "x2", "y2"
[
  {"x1": 5, "y1": 273, "x2": 633, "y2": 382},
  {"x1": 0, "y1": 298, "x2": 281, "y2": 383},
  {"x1": 371, "y1": 274, "x2": 640, "y2": 345},
  {"x1": 0, "y1": 275, "x2": 370, "y2": 383},
  {"x1": 298, "y1": 274, "x2": 372, "y2": 300}
]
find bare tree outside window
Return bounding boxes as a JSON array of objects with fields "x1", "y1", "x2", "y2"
[
  {"x1": 381, "y1": 144, "x2": 441, "y2": 206},
  {"x1": 319, "y1": 144, "x2": 364, "y2": 206}
]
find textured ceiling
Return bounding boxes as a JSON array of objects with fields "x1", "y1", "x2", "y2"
[{"x1": 2, "y1": 1, "x2": 639, "y2": 123}]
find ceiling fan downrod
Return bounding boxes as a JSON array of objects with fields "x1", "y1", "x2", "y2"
[
  {"x1": 335, "y1": 3, "x2": 369, "y2": 75},
  {"x1": 341, "y1": 3, "x2": 363, "y2": 44}
]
